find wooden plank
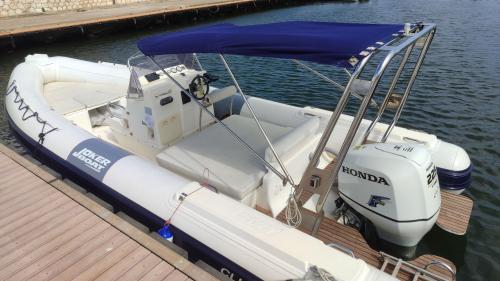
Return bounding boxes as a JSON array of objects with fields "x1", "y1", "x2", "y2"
[
  {"x1": 3, "y1": 222, "x2": 112, "y2": 281},
  {"x1": 0, "y1": 215, "x2": 100, "y2": 269},
  {"x1": 275, "y1": 203, "x2": 456, "y2": 281},
  {"x1": 118, "y1": 253, "x2": 162, "y2": 281},
  {"x1": 50, "y1": 179, "x2": 219, "y2": 281},
  {"x1": 164, "y1": 269, "x2": 190, "y2": 281},
  {"x1": 0, "y1": 145, "x2": 58, "y2": 182},
  {"x1": 29, "y1": 231, "x2": 127, "y2": 281},
  {"x1": 139, "y1": 261, "x2": 176, "y2": 281},
  {"x1": 0, "y1": 200, "x2": 83, "y2": 248},
  {"x1": 66, "y1": 240, "x2": 140, "y2": 281},
  {"x1": 437, "y1": 191, "x2": 473, "y2": 235},
  {"x1": 0, "y1": 210, "x2": 93, "y2": 280},
  {"x1": 0, "y1": 176, "x2": 44, "y2": 198},
  {"x1": 0, "y1": 144, "x2": 219, "y2": 281},
  {"x1": 0, "y1": 209, "x2": 91, "y2": 257},
  {"x1": 0, "y1": 191, "x2": 62, "y2": 229},
  {"x1": 0, "y1": 166, "x2": 37, "y2": 190},
  {"x1": 0, "y1": 153, "x2": 38, "y2": 176},
  {"x1": 94, "y1": 246, "x2": 151, "y2": 281},
  {"x1": 0, "y1": 194, "x2": 66, "y2": 233},
  {"x1": 0, "y1": 180, "x2": 50, "y2": 210}
]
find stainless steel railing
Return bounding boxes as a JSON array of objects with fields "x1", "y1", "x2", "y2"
[{"x1": 298, "y1": 23, "x2": 437, "y2": 216}]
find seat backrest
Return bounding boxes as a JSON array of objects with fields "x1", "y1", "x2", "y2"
[
  {"x1": 240, "y1": 97, "x2": 310, "y2": 128},
  {"x1": 207, "y1": 86, "x2": 237, "y2": 104},
  {"x1": 260, "y1": 116, "x2": 321, "y2": 217},
  {"x1": 264, "y1": 116, "x2": 320, "y2": 163}
]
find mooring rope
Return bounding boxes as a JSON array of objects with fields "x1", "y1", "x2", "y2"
[
  {"x1": 164, "y1": 168, "x2": 213, "y2": 226},
  {"x1": 6, "y1": 80, "x2": 58, "y2": 145},
  {"x1": 285, "y1": 188, "x2": 302, "y2": 228}
]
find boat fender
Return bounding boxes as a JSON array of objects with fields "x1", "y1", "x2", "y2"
[{"x1": 158, "y1": 225, "x2": 174, "y2": 242}]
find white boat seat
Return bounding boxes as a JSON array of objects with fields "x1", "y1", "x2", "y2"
[
  {"x1": 44, "y1": 82, "x2": 127, "y2": 114},
  {"x1": 156, "y1": 114, "x2": 293, "y2": 200},
  {"x1": 207, "y1": 86, "x2": 237, "y2": 104}
]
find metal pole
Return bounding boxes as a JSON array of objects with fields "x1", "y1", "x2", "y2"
[
  {"x1": 219, "y1": 54, "x2": 294, "y2": 186},
  {"x1": 381, "y1": 29, "x2": 435, "y2": 142},
  {"x1": 293, "y1": 59, "x2": 345, "y2": 91},
  {"x1": 343, "y1": 68, "x2": 352, "y2": 78},
  {"x1": 307, "y1": 53, "x2": 374, "y2": 170},
  {"x1": 361, "y1": 43, "x2": 415, "y2": 144},
  {"x1": 192, "y1": 54, "x2": 204, "y2": 130},
  {"x1": 147, "y1": 56, "x2": 288, "y2": 182},
  {"x1": 193, "y1": 53, "x2": 204, "y2": 70},
  {"x1": 295, "y1": 23, "x2": 436, "y2": 214},
  {"x1": 292, "y1": 59, "x2": 377, "y2": 108},
  {"x1": 314, "y1": 52, "x2": 396, "y2": 213},
  {"x1": 303, "y1": 23, "x2": 413, "y2": 171}
]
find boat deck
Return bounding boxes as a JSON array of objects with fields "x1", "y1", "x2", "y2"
[
  {"x1": 436, "y1": 191, "x2": 473, "y2": 235},
  {"x1": 0, "y1": 144, "x2": 218, "y2": 281},
  {"x1": 273, "y1": 189, "x2": 462, "y2": 281}
]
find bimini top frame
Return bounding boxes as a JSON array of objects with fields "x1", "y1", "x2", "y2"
[
  {"x1": 136, "y1": 21, "x2": 436, "y2": 217},
  {"x1": 299, "y1": 22, "x2": 436, "y2": 215}
]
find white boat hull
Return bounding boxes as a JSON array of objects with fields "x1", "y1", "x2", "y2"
[{"x1": 6, "y1": 54, "x2": 399, "y2": 281}]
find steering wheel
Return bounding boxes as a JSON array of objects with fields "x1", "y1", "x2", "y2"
[{"x1": 189, "y1": 73, "x2": 219, "y2": 100}]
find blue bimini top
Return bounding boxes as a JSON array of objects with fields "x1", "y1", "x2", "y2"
[{"x1": 137, "y1": 21, "x2": 404, "y2": 67}]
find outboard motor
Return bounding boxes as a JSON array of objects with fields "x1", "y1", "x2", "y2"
[{"x1": 338, "y1": 143, "x2": 440, "y2": 252}]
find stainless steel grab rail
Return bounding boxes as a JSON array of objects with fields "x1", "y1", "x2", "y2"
[
  {"x1": 298, "y1": 22, "x2": 437, "y2": 216},
  {"x1": 381, "y1": 28, "x2": 436, "y2": 142},
  {"x1": 327, "y1": 243, "x2": 355, "y2": 258}
]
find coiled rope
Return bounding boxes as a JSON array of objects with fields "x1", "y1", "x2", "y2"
[
  {"x1": 310, "y1": 266, "x2": 338, "y2": 281},
  {"x1": 6, "y1": 80, "x2": 58, "y2": 145},
  {"x1": 285, "y1": 188, "x2": 302, "y2": 228}
]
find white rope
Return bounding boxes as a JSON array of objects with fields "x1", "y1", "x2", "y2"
[
  {"x1": 317, "y1": 267, "x2": 337, "y2": 281},
  {"x1": 310, "y1": 266, "x2": 338, "y2": 281},
  {"x1": 285, "y1": 188, "x2": 302, "y2": 228}
]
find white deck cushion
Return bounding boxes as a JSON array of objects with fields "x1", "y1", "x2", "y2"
[
  {"x1": 44, "y1": 82, "x2": 127, "y2": 114},
  {"x1": 156, "y1": 115, "x2": 292, "y2": 200},
  {"x1": 240, "y1": 97, "x2": 310, "y2": 128},
  {"x1": 264, "y1": 116, "x2": 320, "y2": 163}
]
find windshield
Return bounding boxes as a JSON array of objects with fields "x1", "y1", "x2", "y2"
[{"x1": 126, "y1": 53, "x2": 201, "y2": 99}]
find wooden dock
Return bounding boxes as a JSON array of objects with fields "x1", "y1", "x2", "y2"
[
  {"x1": 0, "y1": 0, "x2": 292, "y2": 49},
  {"x1": 0, "y1": 144, "x2": 218, "y2": 281}
]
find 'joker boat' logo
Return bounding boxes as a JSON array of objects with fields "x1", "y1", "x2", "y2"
[
  {"x1": 68, "y1": 138, "x2": 129, "y2": 181},
  {"x1": 72, "y1": 148, "x2": 111, "y2": 173}
]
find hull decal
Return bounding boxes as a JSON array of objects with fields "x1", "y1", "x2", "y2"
[{"x1": 67, "y1": 138, "x2": 129, "y2": 181}]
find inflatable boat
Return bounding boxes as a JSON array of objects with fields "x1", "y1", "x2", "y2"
[{"x1": 6, "y1": 21, "x2": 470, "y2": 280}]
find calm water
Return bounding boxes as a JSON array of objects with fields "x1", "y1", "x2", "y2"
[{"x1": 1, "y1": 0, "x2": 499, "y2": 279}]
